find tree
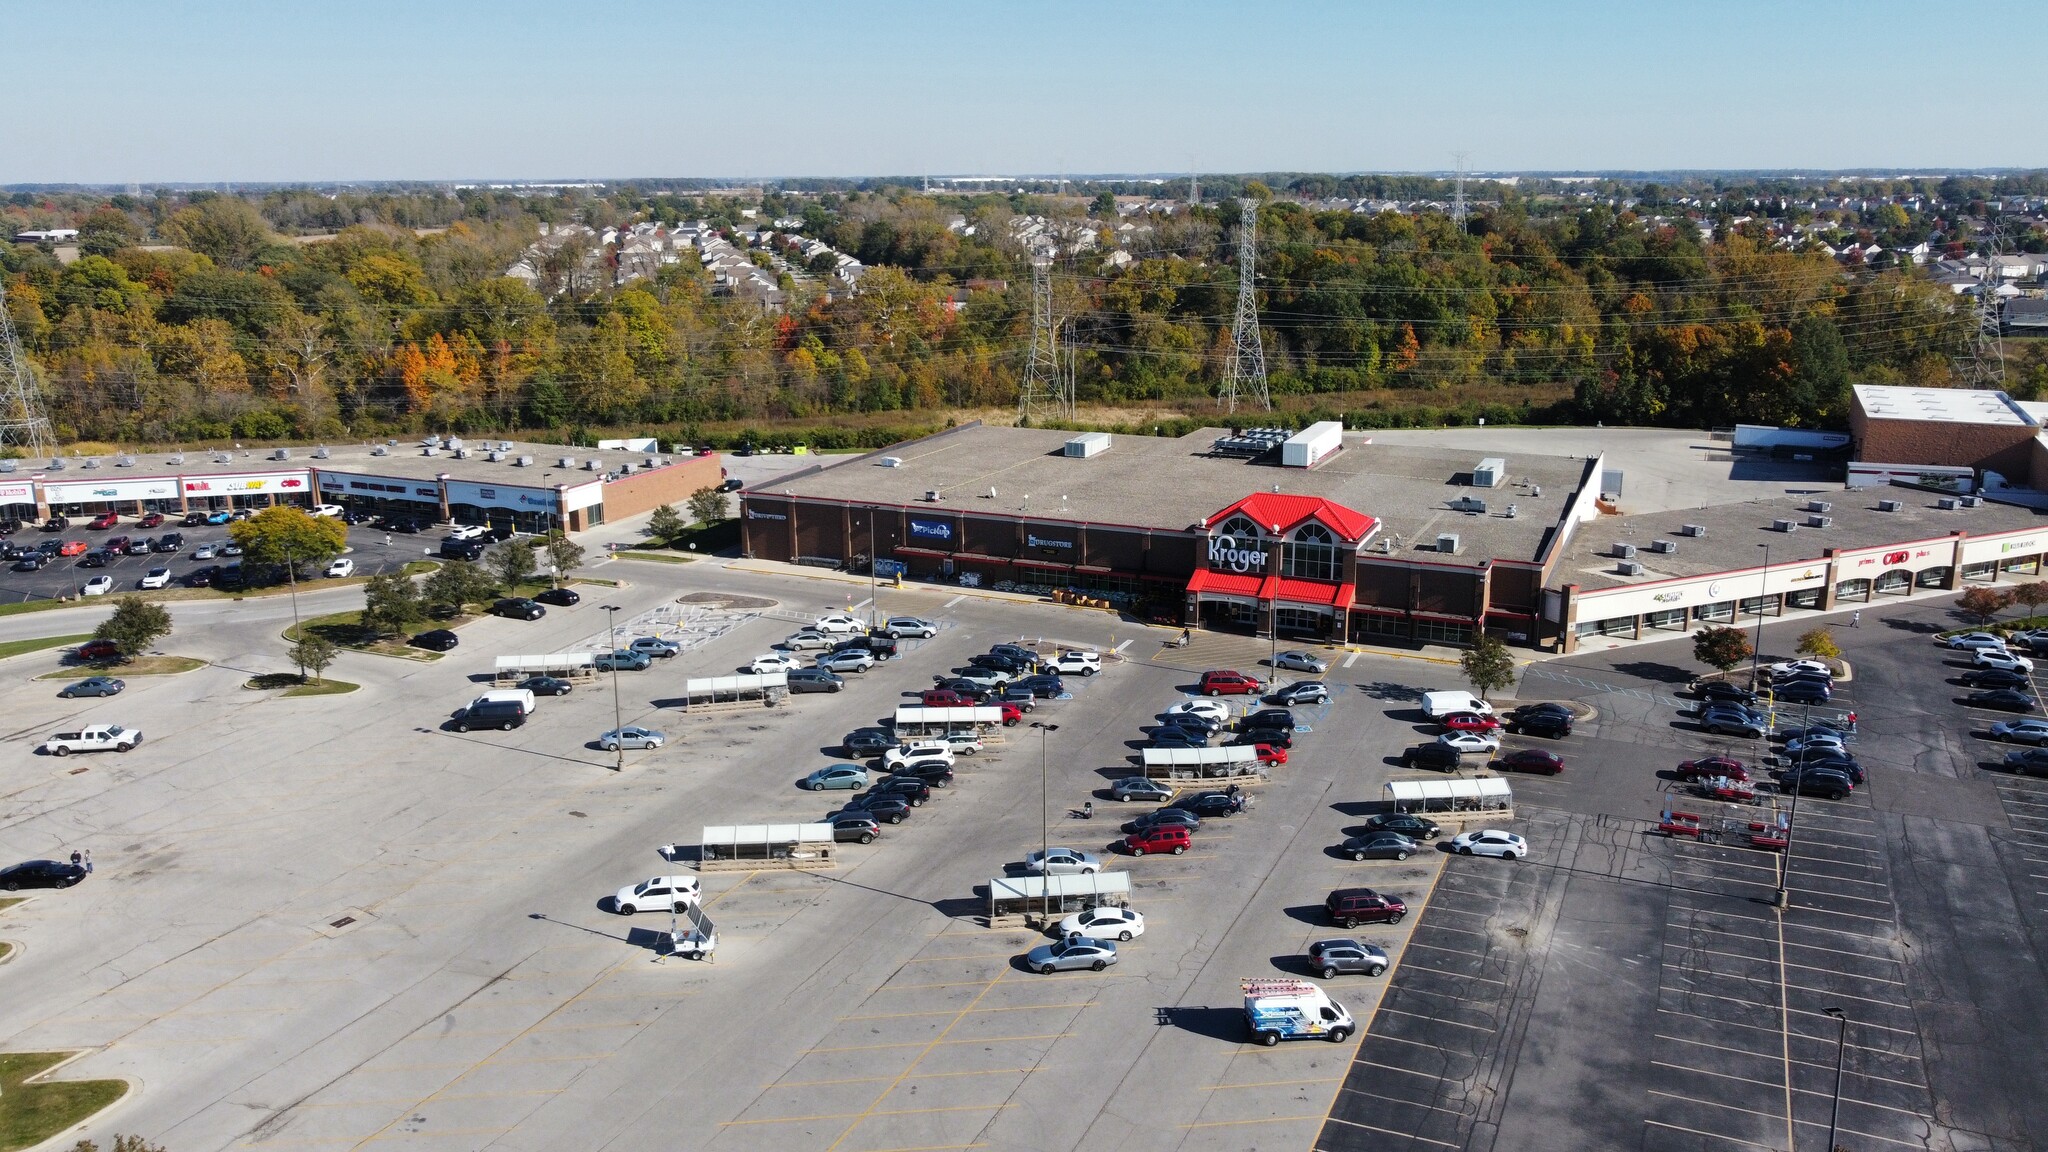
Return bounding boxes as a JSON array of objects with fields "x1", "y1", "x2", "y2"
[
  {"x1": 229, "y1": 507, "x2": 347, "y2": 576},
  {"x1": 1795, "y1": 627, "x2": 1841, "y2": 662},
  {"x1": 488, "y1": 539, "x2": 537, "y2": 590},
  {"x1": 686, "y1": 486, "x2": 729, "y2": 525},
  {"x1": 1957, "y1": 585, "x2": 2012, "y2": 626},
  {"x1": 424, "y1": 560, "x2": 496, "y2": 616},
  {"x1": 290, "y1": 632, "x2": 338, "y2": 683},
  {"x1": 648, "y1": 503, "x2": 686, "y2": 543},
  {"x1": 2009, "y1": 580, "x2": 2048, "y2": 621},
  {"x1": 77, "y1": 206, "x2": 141, "y2": 258},
  {"x1": 1693, "y1": 626, "x2": 1752, "y2": 674},
  {"x1": 543, "y1": 535, "x2": 585, "y2": 584},
  {"x1": 1459, "y1": 633, "x2": 1517, "y2": 700},
  {"x1": 360, "y1": 571, "x2": 425, "y2": 637},
  {"x1": 93, "y1": 596, "x2": 173, "y2": 661},
  {"x1": 158, "y1": 197, "x2": 277, "y2": 268}
]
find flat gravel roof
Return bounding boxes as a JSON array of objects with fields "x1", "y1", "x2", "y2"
[{"x1": 22, "y1": 438, "x2": 662, "y2": 488}]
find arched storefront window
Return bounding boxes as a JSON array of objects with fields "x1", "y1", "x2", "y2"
[
  {"x1": 1915, "y1": 567, "x2": 1951, "y2": 588},
  {"x1": 1214, "y1": 515, "x2": 1262, "y2": 545},
  {"x1": 1283, "y1": 523, "x2": 1340, "y2": 581},
  {"x1": 1874, "y1": 569, "x2": 1912, "y2": 595}
]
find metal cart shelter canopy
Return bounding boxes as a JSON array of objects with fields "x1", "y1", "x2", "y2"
[
  {"x1": 1383, "y1": 776, "x2": 1514, "y2": 817},
  {"x1": 698, "y1": 822, "x2": 835, "y2": 870},
  {"x1": 683, "y1": 672, "x2": 788, "y2": 703},
  {"x1": 494, "y1": 653, "x2": 598, "y2": 681},
  {"x1": 894, "y1": 705, "x2": 1006, "y2": 734},
  {"x1": 1138, "y1": 745, "x2": 1268, "y2": 780},
  {"x1": 986, "y1": 872, "x2": 1131, "y2": 925}
]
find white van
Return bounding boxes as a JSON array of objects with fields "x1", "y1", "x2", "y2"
[
  {"x1": 1421, "y1": 690, "x2": 1493, "y2": 719},
  {"x1": 473, "y1": 688, "x2": 536, "y2": 715}
]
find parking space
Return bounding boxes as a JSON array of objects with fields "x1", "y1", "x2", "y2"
[{"x1": 0, "y1": 516, "x2": 442, "y2": 602}]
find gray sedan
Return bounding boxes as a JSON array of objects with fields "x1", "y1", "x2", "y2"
[
  {"x1": 1273, "y1": 650, "x2": 1330, "y2": 674},
  {"x1": 1023, "y1": 936, "x2": 1118, "y2": 974},
  {"x1": 599, "y1": 726, "x2": 666, "y2": 751},
  {"x1": 58, "y1": 676, "x2": 125, "y2": 698},
  {"x1": 1111, "y1": 777, "x2": 1174, "y2": 802}
]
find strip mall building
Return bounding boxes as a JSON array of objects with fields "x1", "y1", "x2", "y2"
[{"x1": 740, "y1": 409, "x2": 2048, "y2": 653}]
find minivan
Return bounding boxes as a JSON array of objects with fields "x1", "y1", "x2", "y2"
[
  {"x1": 1123, "y1": 825, "x2": 1191, "y2": 856},
  {"x1": 452, "y1": 700, "x2": 527, "y2": 733},
  {"x1": 472, "y1": 688, "x2": 536, "y2": 715}
]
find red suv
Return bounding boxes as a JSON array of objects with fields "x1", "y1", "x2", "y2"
[
  {"x1": 88, "y1": 512, "x2": 119, "y2": 530},
  {"x1": 76, "y1": 639, "x2": 121, "y2": 662},
  {"x1": 137, "y1": 512, "x2": 164, "y2": 529},
  {"x1": 1123, "y1": 825, "x2": 1191, "y2": 856},
  {"x1": 1198, "y1": 670, "x2": 1262, "y2": 697},
  {"x1": 921, "y1": 689, "x2": 974, "y2": 707}
]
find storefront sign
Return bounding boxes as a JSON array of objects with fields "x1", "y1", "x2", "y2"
[
  {"x1": 1652, "y1": 590, "x2": 1683, "y2": 604},
  {"x1": 1025, "y1": 533, "x2": 1073, "y2": 550},
  {"x1": 445, "y1": 479, "x2": 553, "y2": 511},
  {"x1": 746, "y1": 508, "x2": 787, "y2": 520},
  {"x1": 44, "y1": 476, "x2": 180, "y2": 503},
  {"x1": 909, "y1": 517, "x2": 953, "y2": 542},
  {"x1": 181, "y1": 471, "x2": 308, "y2": 496},
  {"x1": 2003, "y1": 539, "x2": 2040, "y2": 554},
  {"x1": 0, "y1": 481, "x2": 36, "y2": 505},
  {"x1": 1208, "y1": 534, "x2": 1268, "y2": 574}
]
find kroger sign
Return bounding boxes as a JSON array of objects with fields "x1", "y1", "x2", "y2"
[{"x1": 1208, "y1": 534, "x2": 1268, "y2": 574}]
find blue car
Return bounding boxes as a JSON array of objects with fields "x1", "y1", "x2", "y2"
[{"x1": 204, "y1": 511, "x2": 232, "y2": 525}]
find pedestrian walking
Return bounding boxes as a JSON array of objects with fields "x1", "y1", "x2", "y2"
[
  {"x1": 384, "y1": 533, "x2": 392, "y2": 546},
  {"x1": 1851, "y1": 610, "x2": 1861, "y2": 628}
]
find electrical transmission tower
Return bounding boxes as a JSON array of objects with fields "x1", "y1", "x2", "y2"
[
  {"x1": 1451, "y1": 152, "x2": 1469, "y2": 232},
  {"x1": 0, "y1": 277, "x2": 54, "y2": 460},
  {"x1": 1219, "y1": 199, "x2": 1270, "y2": 413},
  {"x1": 1974, "y1": 215, "x2": 2007, "y2": 388},
  {"x1": 1017, "y1": 261, "x2": 1071, "y2": 424}
]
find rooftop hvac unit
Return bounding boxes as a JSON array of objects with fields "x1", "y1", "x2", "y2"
[
  {"x1": 46, "y1": 458, "x2": 64, "y2": 470},
  {"x1": 1064, "y1": 432, "x2": 1112, "y2": 458},
  {"x1": 453, "y1": 448, "x2": 471, "y2": 459},
  {"x1": 0, "y1": 460, "x2": 14, "y2": 473},
  {"x1": 1806, "y1": 515, "x2": 1833, "y2": 529},
  {"x1": 423, "y1": 435, "x2": 443, "y2": 448},
  {"x1": 81, "y1": 457, "x2": 99, "y2": 469},
  {"x1": 421, "y1": 445, "x2": 438, "y2": 456},
  {"x1": 273, "y1": 448, "x2": 291, "y2": 461},
  {"x1": 1961, "y1": 495, "x2": 1982, "y2": 507},
  {"x1": 1680, "y1": 524, "x2": 1706, "y2": 537},
  {"x1": 486, "y1": 450, "x2": 503, "y2": 463},
  {"x1": 584, "y1": 459, "x2": 601, "y2": 470},
  {"x1": 515, "y1": 455, "x2": 533, "y2": 467},
  {"x1": 115, "y1": 455, "x2": 135, "y2": 468},
  {"x1": 617, "y1": 462, "x2": 632, "y2": 475},
  {"x1": 214, "y1": 453, "x2": 233, "y2": 464},
  {"x1": 1436, "y1": 533, "x2": 1460, "y2": 555},
  {"x1": 312, "y1": 445, "x2": 329, "y2": 459},
  {"x1": 446, "y1": 437, "x2": 464, "y2": 451},
  {"x1": 501, "y1": 441, "x2": 515, "y2": 452},
  {"x1": 1650, "y1": 539, "x2": 1677, "y2": 554},
  {"x1": 1772, "y1": 519, "x2": 1799, "y2": 532},
  {"x1": 1449, "y1": 496, "x2": 1487, "y2": 514},
  {"x1": 1877, "y1": 499, "x2": 1902, "y2": 512},
  {"x1": 558, "y1": 457, "x2": 576, "y2": 469},
  {"x1": 1617, "y1": 561, "x2": 1645, "y2": 576},
  {"x1": 1613, "y1": 542, "x2": 1636, "y2": 559},
  {"x1": 646, "y1": 456, "x2": 664, "y2": 467},
  {"x1": 370, "y1": 445, "x2": 388, "y2": 456},
  {"x1": 924, "y1": 489, "x2": 942, "y2": 502},
  {"x1": 1938, "y1": 497, "x2": 1958, "y2": 510},
  {"x1": 1471, "y1": 457, "x2": 1507, "y2": 488},
  {"x1": 1806, "y1": 500, "x2": 1832, "y2": 514},
  {"x1": 166, "y1": 454, "x2": 184, "y2": 465}
]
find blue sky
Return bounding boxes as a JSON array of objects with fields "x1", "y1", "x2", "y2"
[{"x1": 6, "y1": 0, "x2": 2042, "y2": 183}]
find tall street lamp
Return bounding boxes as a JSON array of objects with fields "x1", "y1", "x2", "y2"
[
  {"x1": 1773, "y1": 702, "x2": 1811, "y2": 909},
  {"x1": 867, "y1": 507, "x2": 881, "y2": 629},
  {"x1": 1269, "y1": 523, "x2": 1282, "y2": 690},
  {"x1": 1823, "y1": 1005, "x2": 1849, "y2": 1152},
  {"x1": 1032, "y1": 721, "x2": 1059, "y2": 921},
  {"x1": 1751, "y1": 542, "x2": 1771, "y2": 689},
  {"x1": 602, "y1": 604, "x2": 624, "y2": 772}
]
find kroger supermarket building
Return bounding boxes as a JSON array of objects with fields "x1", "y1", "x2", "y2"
[
  {"x1": 0, "y1": 437, "x2": 720, "y2": 538},
  {"x1": 740, "y1": 406, "x2": 2048, "y2": 653}
]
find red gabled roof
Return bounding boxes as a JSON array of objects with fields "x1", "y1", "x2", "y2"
[
  {"x1": 1206, "y1": 492, "x2": 1377, "y2": 543},
  {"x1": 1185, "y1": 569, "x2": 1268, "y2": 598}
]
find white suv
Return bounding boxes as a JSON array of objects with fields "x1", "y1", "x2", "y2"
[
  {"x1": 1051, "y1": 650, "x2": 1102, "y2": 676},
  {"x1": 884, "y1": 741, "x2": 958, "y2": 768},
  {"x1": 612, "y1": 875, "x2": 701, "y2": 914},
  {"x1": 446, "y1": 524, "x2": 488, "y2": 541}
]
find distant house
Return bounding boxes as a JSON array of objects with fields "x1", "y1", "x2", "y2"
[
  {"x1": 12, "y1": 228, "x2": 78, "y2": 243},
  {"x1": 2003, "y1": 298, "x2": 2048, "y2": 334}
]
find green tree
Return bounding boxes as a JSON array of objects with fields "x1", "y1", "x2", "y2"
[
  {"x1": 77, "y1": 207, "x2": 142, "y2": 258},
  {"x1": 1794, "y1": 627, "x2": 1841, "y2": 662},
  {"x1": 1693, "y1": 626, "x2": 1753, "y2": 674},
  {"x1": 360, "y1": 571, "x2": 426, "y2": 637},
  {"x1": 424, "y1": 560, "x2": 495, "y2": 616},
  {"x1": 1459, "y1": 633, "x2": 1517, "y2": 700},
  {"x1": 1090, "y1": 191, "x2": 1118, "y2": 220},
  {"x1": 159, "y1": 197, "x2": 277, "y2": 268},
  {"x1": 93, "y1": 596, "x2": 173, "y2": 661},
  {"x1": 648, "y1": 503, "x2": 686, "y2": 543},
  {"x1": 1957, "y1": 585, "x2": 2011, "y2": 626},
  {"x1": 543, "y1": 535, "x2": 585, "y2": 584},
  {"x1": 290, "y1": 631, "x2": 339, "y2": 683},
  {"x1": 228, "y1": 506, "x2": 348, "y2": 575},
  {"x1": 488, "y1": 539, "x2": 537, "y2": 590},
  {"x1": 686, "y1": 486, "x2": 729, "y2": 524}
]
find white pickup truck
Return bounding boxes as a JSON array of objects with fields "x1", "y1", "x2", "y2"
[{"x1": 41, "y1": 724, "x2": 144, "y2": 756}]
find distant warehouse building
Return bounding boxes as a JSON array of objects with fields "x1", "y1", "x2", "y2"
[{"x1": 0, "y1": 437, "x2": 721, "y2": 536}]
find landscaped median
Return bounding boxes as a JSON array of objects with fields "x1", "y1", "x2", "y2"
[
  {"x1": 0, "y1": 1050, "x2": 128, "y2": 1152},
  {"x1": 0, "y1": 634, "x2": 91, "y2": 662},
  {"x1": 283, "y1": 610, "x2": 452, "y2": 662},
  {"x1": 35, "y1": 656, "x2": 206, "y2": 680},
  {"x1": 245, "y1": 672, "x2": 360, "y2": 697}
]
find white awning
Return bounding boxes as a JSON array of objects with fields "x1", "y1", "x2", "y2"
[
  {"x1": 495, "y1": 652, "x2": 598, "y2": 673},
  {"x1": 1383, "y1": 777, "x2": 1513, "y2": 803},
  {"x1": 1140, "y1": 746, "x2": 1259, "y2": 768},
  {"x1": 895, "y1": 706, "x2": 1005, "y2": 727},
  {"x1": 700, "y1": 823, "x2": 834, "y2": 847},
  {"x1": 685, "y1": 672, "x2": 788, "y2": 695}
]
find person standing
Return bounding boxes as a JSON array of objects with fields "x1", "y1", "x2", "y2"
[
  {"x1": 69, "y1": 849, "x2": 81, "y2": 869},
  {"x1": 82, "y1": 849, "x2": 93, "y2": 874}
]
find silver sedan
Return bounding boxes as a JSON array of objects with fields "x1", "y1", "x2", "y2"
[
  {"x1": 1273, "y1": 650, "x2": 1330, "y2": 674},
  {"x1": 1023, "y1": 936, "x2": 1118, "y2": 974}
]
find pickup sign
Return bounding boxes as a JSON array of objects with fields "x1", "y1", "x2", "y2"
[{"x1": 41, "y1": 724, "x2": 143, "y2": 756}]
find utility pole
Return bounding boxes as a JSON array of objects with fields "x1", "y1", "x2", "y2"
[
  {"x1": 1975, "y1": 211, "x2": 2007, "y2": 388},
  {"x1": 602, "y1": 604, "x2": 624, "y2": 771},
  {"x1": 1823, "y1": 1006, "x2": 1849, "y2": 1152},
  {"x1": 1220, "y1": 199, "x2": 1270, "y2": 412},
  {"x1": 1451, "y1": 152, "x2": 1469, "y2": 233},
  {"x1": 0, "y1": 278, "x2": 55, "y2": 460}
]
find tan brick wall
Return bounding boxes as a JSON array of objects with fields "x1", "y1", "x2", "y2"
[{"x1": 599, "y1": 455, "x2": 724, "y2": 522}]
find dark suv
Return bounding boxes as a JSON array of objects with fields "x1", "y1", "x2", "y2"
[
  {"x1": 1326, "y1": 888, "x2": 1407, "y2": 928},
  {"x1": 1400, "y1": 743, "x2": 1461, "y2": 772},
  {"x1": 829, "y1": 813, "x2": 881, "y2": 844},
  {"x1": 843, "y1": 728, "x2": 895, "y2": 758}
]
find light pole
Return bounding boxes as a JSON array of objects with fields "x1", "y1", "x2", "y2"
[
  {"x1": 867, "y1": 508, "x2": 880, "y2": 628},
  {"x1": 1823, "y1": 1005, "x2": 1849, "y2": 1152},
  {"x1": 1774, "y1": 708, "x2": 1807, "y2": 910},
  {"x1": 602, "y1": 604, "x2": 624, "y2": 772},
  {"x1": 1269, "y1": 523, "x2": 1282, "y2": 690},
  {"x1": 1032, "y1": 721, "x2": 1059, "y2": 921},
  {"x1": 1751, "y1": 542, "x2": 1770, "y2": 688}
]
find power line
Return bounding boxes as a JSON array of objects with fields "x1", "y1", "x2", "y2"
[{"x1": 1219, "y1": 199, "x2": 1270, "y2": 413}]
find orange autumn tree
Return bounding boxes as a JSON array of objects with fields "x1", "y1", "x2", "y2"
[{"x1": 394, "y1": 333, "x2": 484, "y2": 418}]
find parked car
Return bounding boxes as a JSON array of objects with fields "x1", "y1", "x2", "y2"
[
  {"x1": 1050, "y1": 650, "x2": 1102, "y2": 676},
  {"x1": 87, "y1": 512, "x2": 119, "y2": 530},
  {"x1": 886, "y1": 759, "x2": 956, "y2": 788},
  {"x1": 324, "y1": 558, "x2": 355, "y2": 578},
  {"x1": 1147, "y1": 730, "x2": 1207, "y2": 751},
  {"x1": 517, "y1": 676, "x2": 573, "y2": 696},
  {"x1": 535, "y1": 587, "x2": 580, "y2": 606},
  {"x1": 185, "y1": 565, "x2": 219, "y2": 588},
  {"x1": 76, "y1": 638, "x2": 121, "y2": 661},
  {"x1": 1111, "y1": 777, "x2": 1175, "y2": 802},
  {"x1": 969, "y1": 652, "x2": 1033, "y2": 675},
  {"x1": 816, "y1": 650, "x2": 877, "y2": 674},
  {"x1": 1400, "y1": 743, "x2": 1462, "y2": 772},
  {"x1": 410, "y1": 629, "x2": 460, "y2": 652},
  {"x1": 490, "y1": 598, "x2": 546, "y2": 621},
  {"x1": 1450, "y1": 829, "x2": 1529, "y2": 858},
  {"x1": 1159, "y1": 712, "x2": 1223, "y2": 737},
  {"x1": 1774, "y1": 682, "x2": 1833, "y2": 706},
  {"x1": 1990, "y1": 718, "x2": 2048, "y2": 744},
  {"x1": 929, "y1": 677, "x2": 994, "y2": 702},
  {"x1": 1272, "y1": 650, "x2": 1330, "y2": 673},
  {"x1": 989, "y1": 643, "x2": 1039, "y2": 664},
  {"x1": 81, "y1": 575, "x2": 113, "y2": 596},
  {"x1": 921, "y1": 688, "x2": 978, "y2": 708},
  {"x1": 2002, "y1": 747, "x2": 2048, "y2": 777},
  {"x1": 1492, "y1": 749, "x2": 1565, "y2": 775},
  {"x1": 1769, "y1": 659, "x2": 1833, "y2": 678},
  {"x1": 950, "y1": 667, "x2": 1013, "y2": 690},
  {"x1": 1272, "y1": 681, "x2": 1329, "y2": 706},
  {"x1": 803, "y1": 765, "x2": 869, "y2": 791},
  {"x1": 1960, "y1": 667, "x2": 2031, "y2": 689},
  {"x1": 1237, "y1": 708, "x2": 1295, "y2": 732},
  {"x1": 1198, "y1": 669, "x2": 1262, "y2": 696},
  {"x1": 839, "y1": 793, "x2": 912, "y2": 823},
  {"x1": 870, "y1": 778, "x2": 931, "y2": 806},
  {"x1": 60, "y1": 540, "x2": 90, "y2": 557},
  {"x1": 1122, "y1": 825, "x2": 1192, "y2": 855},
  {"x1": 749, "y1": 652, "x2": 803, "y2": 674},
  {"x1": 1436, "y1": 731, "x2": 1502, "y2": 755},
  {"x1": 1057, "y1": 906, "x2": 1145, "y2": 941},
  {"x1": 1024, "y1": 936, "x2": 1117, "y2": 974},
  {"x1": 191, "y1": 542, "x2": 218, "y2": 561},
  {"x1": 1675, "y1": 756, "x2": 1748, "y2": 782},
  {"x1": 0, "y1": 859, "x2": 87, "y2": 891},
  {"x1": 137, "y1": 567, "x2": 171, "y2": 589},
  {"x1": 1010, "y1": 674, "x2": 1065, "y2": 698},
  {"x1": 1505, "y1": 709, "x2": 1573, "y2": 738},
  {"x1": 612, "y1": 875, "x2": 700, "y2": 915},
  {"x1": 829, "y1": 813, "x2": 882, "y2": 844},
  {"x1": 1165, "y1": 699, "x2": 1232, "y2": 723},
  {"x1": 204, "y1": 510, "x2": 232, "y2": 525},
  {"x1": 1965, "y1": 689, "x2": 2038, "y2": 712},
  {"x1": 1783, "y1": 734, "x2": 1848, "y2": 757},
  {"x1": 1326, "y1": 887, "x2": 1407, "y2": 927},
  {"x1": 57, "y1": 676, "x2": 125, "y2": 698},
  {"x1": 123, "y1": 537, "x2": 152, "y2": 555},
  {"x1": 1361, "y1": 812, "x2": 1440, "y2": 839},
  {"x1": 311, "y1": 504, "x2": 344, "y2": 517},
  {"x1": 1022, "y1": 847, "x2": 1101, "y2": 875},
  {"x1": 1441, "y1": 711, "x2": 1501, "y2": 733},
  {"x1": 786, "y1": 668, "x2": 846, "y2": 693},
  {"x1": 1974, "y1": 648, "x2": 2035, "y2": 672},
  {"x1": 78, "y1": 550, "x2": 107, "y2": 568},
  {"x1": 599, "y1": 726, "x2": 666, "y2": 751},
  {"x1": 843, "y1": 728, "x2": 896, "y2": 757},
  {"x1": 1699, "y1": 710, "x2": 1767, "y2": 739},
  {"x1": 810, "y1": 612, "x2": 866, "y2": 634},
  {"x1": 451, "y1": 701, "x2": 524, "y2": 732},
  {"x1": 783, "y1": 629, "x2": 836, "y2": 651},
  {"x1": 180, "y1": 511, "x2": 208, "y2": 527},
  {"x1": 880, "y1": 616, "x2": 938, "y2": 638},
  {"x1": 1340, "y1": 832, "x2": 1419, "y2": 861},
  {"x1": 595, "y1": 649, "x2": 650, "y2": 672},
  {"x1": 1306, "y1": 938, "x2": 1390, "y2": 979},
  {"x1": 1776, "y1": 766, "x2": 1854, "y2": 800},
  {"x1": 627, "y1": 636, "x2": 680, "y2": 658},
  {"x1": 884, "y1": 740, "x2": 958, "y2": 768},
  {"x1": 1943, "y1": 631, "x2": 2008, "y2": 650},
  {"x1": 1694, "y1": 681, "x2": 1758, "y2": 705},
  {"x1": 40, "y1": 723, "x2": 144, "y2": 755},
  {"x1": 446, "y1": 524, "x2": 488, "y2": 541},
  {"x1": 1122, "y1": 808, "x2": 1201, "y2": 835},
  {"x1": 1774, "y1": 723, "x2": 1848, "y2": 744}
]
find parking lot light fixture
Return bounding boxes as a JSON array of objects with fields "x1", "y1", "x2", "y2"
[
  {"x1": 1752, "y1": 542, "x2": 1770, "y2": 686},
  {"x1": 1032, "y1": 721, "x2": 1059, "y2": 920},
  {"x1": 602, "y1": 604, "x2": 624, "y2": 772},
  {"x1": 1823, "y1": 1006, "x2": 1848, "y2": 1152}
]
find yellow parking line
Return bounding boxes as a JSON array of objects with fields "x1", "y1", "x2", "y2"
[
  {"x1": 1179, "y1": 1114, "x2": 1323, "y2": 1128},
  {"x1": 838, "y1": 1002, "x2": 1089, "y2": 1022},
  {"x1": 767, "y1": 1068, "x2": 1034, "y2": 1090},
  {"x1": 725, "y1": 1102, "x2": 1009, "y2": 1126},
  {"x1": 806, "y1": 1032, "x2": 1068, "y2": 1055},
  {"x1": 822, "y1": 969, "x2": 1012, "y2": 1151}
]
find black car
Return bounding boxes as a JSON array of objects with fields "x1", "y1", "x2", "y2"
[
  {"x1": 441, "y1": 539, "x2": 485, "y2": 561},
  {"x1": 1401, "y1": 743, "x2": 1460, "y2": 771},
  {"x1": 1694, "y1": 681, "x2": 1757, "y2": 705},
  {"x1": 1148, "y1": 730, "x2": 1207, "y2": 750},
  {"x1": 988, "y1": 643, "x2": 1038, "y2": 664},
  {"x1": 1340, "y1": 832, "x2": 1420, "y2": 861},
  {"x1": 411, "y1": 629, "x2": 460, "y2": 652},
  {"x1": 36, "y1": 539, "x2": 62, "y2": 557},
  {"x1": 1178, "y1": 790, "x2": 1246, "y2": 817},
  {"x1": 1966, "y1": 689, "x2": 2037, "y2": 712},
  {"x1": 486, "y1": 523, "x2": 517, "y2": 542},
  {"x1": 517, "y1": 675, "x2": 574, "y2": 696},
  {"x1": 1011, "y1": 674, "x2": 1065, "y2": 698},
  {"x1": 1158, "y1": 712, "x2": 1223, "y2": 736},
  {"x1": 1228, "y1": 727, "x2": 1292, "y2": 750},
  {"x1": 185, "y1": 565, "x2": 219, "y2": 588},
  {"x1": 843, "y1": 728, "x2": 895, "y2": 757},
  {"x1": 42, "y1": 515, "x2": 69, "y2": 531},
  {"x1": 887, "y1": 760, "x2": 955, "y2": 788},
  {"x1": 2003, "y1": 747, "x2": 2048, "y2": 777},
  {"x1": 842, "y1": 794, "x2": 911, "y2": 823},
  {"x1": 1960, "y1": 667, "x2": 2029, "y2": 689},
  {"x1": 389, "y1": 517, "x2": 426, "y2": 533},
  {"x1": 871, "y1": 778, "x2": 931, "y2": 805},
  {"x1": 1271, "y1": 681, "x2": 1329, "y2": 706},
  {"x1": 1123, "y1": 808, "x2": 1201, "y2": 834},
  {"x1": 1362, "y1": 811, "x2": 1441, "y2": 839},
  {"x1": 491, "y1": 598, "x2": 546, "y2": 621},
  {"x1": 829, "y1": 813, "x2": 881, "y2": 844},
  {"x1": 969, "y1": 652, "x2": 1032, "y2": 675},
  {"x1": 787, "y1": 668, "x2": 846, "y2": 694},
  {"x1": 1776, "y1": 766, "x2": 1854, "y2": 800},
  {"x1": 11, "y1": 554, "x2": 43, "y2": 571},
  {"x1": 1238, "y1": 708, "x2": 1295, "y2": 732},
  {"x1": 155, "y1": 533, "x2": 183, "y2": 552},
  {"x1": 1788, "y1": 755, "x2": 1864, "y2": 785},
  {"x1": 181, "y1": 511, "x2": 209, "y2": 527},
  {"x1": 931, "y1": 678, "x2": 993, "y2": 702},
  {"x1": 79, "y1": 550, "x2": 107, "y2": 568},
  {"x1": 0, "y1": 859, "x2": 87, "y2": 891},
  {"x1": 214, "y1": 565, "x2": 247, "y2": 591},
  {"x1": 1507, "y1": 710, "x2": 1573, "y2": 738},
  {"x1": 1510, "y1": 701, "x2": 1574, "y2": 720},
  {"x1": 535, "y1": 587, "x2": 581, "y2": 606}
]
